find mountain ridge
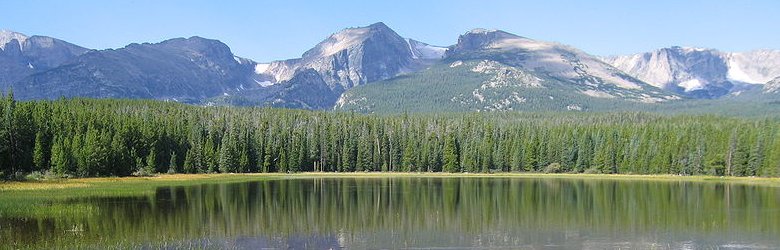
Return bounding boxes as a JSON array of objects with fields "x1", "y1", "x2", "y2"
[
  {"x1": 2, "y1": 24, "x2": 779, "y2": 114},
  {"x1": 603, "y1": 46, "x2": 780, "y2": 98}
]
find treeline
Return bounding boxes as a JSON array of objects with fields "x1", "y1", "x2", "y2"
[{"x1": 0, "y1": 92, "x2": 779, "y2": 179}]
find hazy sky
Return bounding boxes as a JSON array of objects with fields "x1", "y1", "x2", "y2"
[{"x1": 2, "y1": 0, "x2": 778, "y2": 62}]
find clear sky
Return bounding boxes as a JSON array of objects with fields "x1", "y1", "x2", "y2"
[{"x1": 2, "y1": 0, "x2": 778, "y2": 62}]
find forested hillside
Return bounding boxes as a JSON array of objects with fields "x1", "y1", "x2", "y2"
[{"x1": 1, "y1": 92, "x2": 779, "y2": 179}]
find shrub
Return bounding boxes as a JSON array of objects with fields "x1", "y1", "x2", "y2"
[{"x1": 544, "y1": 163, "x2": 562, "y2": 173}]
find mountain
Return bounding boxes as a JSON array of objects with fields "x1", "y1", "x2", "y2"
[
  {"x1": 335, "y1": 29, "x2": 679, "y2": 113},
  {"x1": 765, "y1": 76, "x2": 780, "y2": 94},
  {"x1": 3, "y1": 24, "x2": 779, "y2": 115},
  {"x1": 604, "y1": 47, "x2": 780, "y2": 98},
  {"x1": 0, "y1": 30, "x2": 90, "y2": 88},
  {"x1": 256, "y1": 22, "x2": 445, "y2": 91},
  {"x1": 12, "y1": 36, "x2": 258, "y2": 101},
  {"x1": 242, "y1": 22, "x2": 447, "y2": 108},
  {"x1": 206, "y1": 68, "x2": 340, "y2": 109}
]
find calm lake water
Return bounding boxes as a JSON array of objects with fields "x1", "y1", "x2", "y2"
[{"x1": 2, "y1": 177, "x2": 780, "y2": 249}]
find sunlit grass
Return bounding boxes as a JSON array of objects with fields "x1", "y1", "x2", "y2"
[
  {"x1": 3, "y1": 172, "x2": 780, "y2": 192},
  {"x1": 2, "y1": 172, "x2": 780, "y2": 249},
  {"x1": 1, "y1": 172, "x2": 778, "y2": 220}
]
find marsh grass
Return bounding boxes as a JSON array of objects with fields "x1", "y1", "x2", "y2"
[
  {"x1": 4, "y1": 172, "x2": 780, "y2": 192},
  {"x1": 1, "y1": 172, "x2": 779, "y2": 220},
  {"x1": 2, "y1": 172, "x2": 780, "y2": 249}
]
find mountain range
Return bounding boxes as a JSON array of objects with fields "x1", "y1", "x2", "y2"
[
  {"x1": 603, "y1": 47, "x2": 780, "y2": 98},
  {"x1": 1, "y1": 23, "x2": 779, "y2": 114}
]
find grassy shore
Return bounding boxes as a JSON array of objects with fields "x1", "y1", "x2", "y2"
[
  {"x1": 1, "y1": 172, "x2": 779, "y2": 220},
  {"x1": 3, "y1": 172, "x2": 780, "y2": 192}
]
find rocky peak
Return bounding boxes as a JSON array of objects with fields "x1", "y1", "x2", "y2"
[
  {"x1": 301, "y1": 22, "x2": 406, "y2": 59},
  {"x1": 263, "y1": 22, "x2": 420, "y2": 90},
  {"x1": 450, "y1": 29, "x2": 523, "y2": 52},
  {"x1": 0, "y1": 30, "x2": 29, "y2": 50},
  {"x1": 765, "y1": 76, "x2": 780, "y2": 93}
]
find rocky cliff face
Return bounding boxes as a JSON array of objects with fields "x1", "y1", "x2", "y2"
[
  {"x1": 0, "y1": 30, "x2": 90, "y2": 88},
  {"x1": 604, "y1": 47, "x2": 780, "y2": 98},
  {"x1": 765, "y1": 76, "x2": 780, "y2": 94},
  {"x1": 259, "y1": 22, "x2": 438, "y2": 90},
  {"x1": 446, "y1": 29, "x2": 666, "y2": 97},
  {"x1": 335, "y1": 29, "x2": 680, "y2": 113}
]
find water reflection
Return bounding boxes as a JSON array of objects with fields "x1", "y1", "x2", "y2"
[{"x1": 2, "y1": 177, "x2": 780, "y2": 248}]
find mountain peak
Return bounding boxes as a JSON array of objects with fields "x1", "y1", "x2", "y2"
[
  {"x1": 367, "y1": 22, "x2": 390, "y2": 30},
  {"x1": 466, "y1": 28, "x2": 498, "y2": 34},
  {"x1": 666, "y1": 46, "x2": 716, "y2": 54},
  {"x1": 302, "y1": 22, "x2": 403, "y2": 58},
  {"x1": 450, "y1": 28, "x2": 542, "y2": 54},
  {"x1": 0, "y1": 30, "x2": 30, "y2": 50},
  {"x1": 463, "y1": 28, "x2": 521, "y2": 38}
]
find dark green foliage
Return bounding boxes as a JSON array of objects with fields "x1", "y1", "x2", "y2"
[
  {"x1": 1, "y1": 96, "x2": 780, "y2": 179},
  {"x1": 443, "y1": 133, "x2": 459, "y2": 173}
]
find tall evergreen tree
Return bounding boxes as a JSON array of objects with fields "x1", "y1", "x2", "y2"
[
  {"x1": 32, "y1": 130, "x2": 48, "y2": 171},
  {"x1": 443, "y1": 133, "x2": 460, "y2": 173}
]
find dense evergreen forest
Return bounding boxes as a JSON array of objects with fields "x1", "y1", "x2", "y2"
[{"x1": 1, "y1": 92, "x2": 779, "y2": 179}]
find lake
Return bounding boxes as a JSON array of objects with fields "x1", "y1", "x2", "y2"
[{"x1": 2, "y1": 176, "x2": 780, "y2": 249}]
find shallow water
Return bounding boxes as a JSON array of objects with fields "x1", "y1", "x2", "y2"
[{"x1": 2, "y1": 177, "x2": 780, "y2": 249}]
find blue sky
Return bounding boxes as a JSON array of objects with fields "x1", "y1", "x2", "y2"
[{"x1": 2, "y1": 0, "x2": 778, "y2": 62}]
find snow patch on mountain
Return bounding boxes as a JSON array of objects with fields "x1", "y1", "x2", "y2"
[
  {"x1": 605, "y1": 47, "x2": 780, "y2": 97},
  {"x1": 406, "y1": 39, "x2": 446, "y2": 60},
  {"x1": 679, "y1": 79, "x2": 704, "y2": 91},
  {"x1": 254, "y1": 63, "x2": 270, "y2": 74},
  {"x1": 450, "y1": 61, "x2": 463, "y2": 68},
  {"x1": 726, "y1": 50, "x2": 780, "y2": 84},
  {"x1": 0, "y1": 30, "x2": 29, "y2": 50},
  {"x1": 254, "y1": 79, "x2": 274, "y2": 87}
]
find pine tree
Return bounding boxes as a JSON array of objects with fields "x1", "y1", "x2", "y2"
[
  {"x1": 145, "y1": 148, "x2": 157, "y2": 175},
  {"x1": 110, "y1": 131, "x2": 131, "y2": 176},
  {"x1": 32, "y1": 130, "x2": 48, "y2": 171},
  {"x1": 402, "y1": 141, "x2": 415, "y2": 172},
  {"x1": 279, "y1": 146, "x2": 289, "y2": 173},
  {"x1": 49, "y1": 137, "x2": 69, "y2": 176},
  {"x1": 218, "y1": 129, "x2": 237, "y2": 173},
  {"x1": 183, "y1": 150, "x2": 194, "y2": 173},
  {"x1": 523, "y1": 135, "x2": 538, "y2": 172},
  {"x1": 341, "y1": 137, "x2": 356, "y2": 172},
  {"x1": 262, "y1": 142, "x2": 273, "y2": 173},
  {"x1": 204, "y1": 132, "x2": 217, "y2": 173},
  {"x1": 443, "y1": 133, "x2": 460, "y2": 173},
  {"x1": 356, "y1": 129, "x2": 373, "y2": 171}
]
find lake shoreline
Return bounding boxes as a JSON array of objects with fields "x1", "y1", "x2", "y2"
[{"x1": 3, "y1": 172, "x2": 780, "y2": 191}]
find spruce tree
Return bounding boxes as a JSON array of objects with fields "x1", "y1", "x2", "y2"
[
  {"x1": 443, "y1": 133, "x2": 459, "y2": 173},
  {"x1": 49, "y1": 137, "x2": 69, "y2": 176},
  {"x1": 32, "y1": 130, "x2": 48, "y2": 171},
  {"x1": 145, "y1": 148, "x2": 157, "y2": 175}
]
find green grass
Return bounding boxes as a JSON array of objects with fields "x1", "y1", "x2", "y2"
[
  {"x1": 3, "y1": 172, "x2": 780, "y2": 249},
  {"x1": 0, "y1": 174, "x2": 284, "y2": 219},
  {"x1": 2, "y1": 172, "x2": 779, "y2": 220}
]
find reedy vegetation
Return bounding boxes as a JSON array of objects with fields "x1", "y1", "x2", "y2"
[{"x1": 0, "y1": 92, "x2": 779, "y2": 179}]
